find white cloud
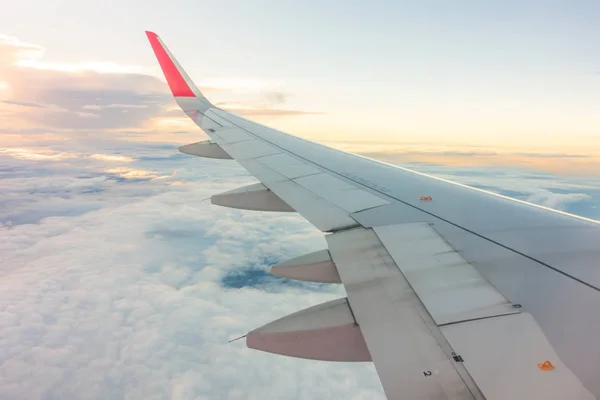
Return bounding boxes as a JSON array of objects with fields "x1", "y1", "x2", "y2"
[
  {"x1": 0, "y1": 33, "x2": 320, "y2": 135},
  {"x1": 526, "y1": 190, "x2": 591, "y2": 211},
  {"x1": 0, "y1": 144, "x2": 384, "y2": 399},
  {"x1": 0, "y1": 33, "x2": 140, "y2": 75},
  {"x1": 394, "y1": 162, "x2": 599, "y2": 214},
  {"x1": 82, "y1": 104, "x2": 149, "y2": 111},
  {"x1": 88, "y1": 154, "x2": 135, "y2": 162},
  {"x1": 1, "y1": 147, "x2": 137, "y2": 163},
  {"x1": 1, "y1": 83, "x2": 598, "y2": 398},
  {"x1": 104, "y1": 167, "x2": 171, "y2": 180},
  {"x1": 0, "y1": 33, "x2": 175, "y2": 131},
  {"x1": 0, "y1": 147, "x2": 77, "y2": 161},
  {"x1": 0, "y1": 34, "x2": 44, "y2": 66},
  {"x1": 16, "y1": 60, "x2": 143, "y2": 74}
]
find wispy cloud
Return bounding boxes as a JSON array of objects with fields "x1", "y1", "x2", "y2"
[
  {"x1": 1, "y1": 99, "x2": 46, "y2": 108},
  {"x1": 0, "y1": 33, "x2": 177, "y2": 132},
  {"x1": 526, "y1": 190, "x2": 591, "y2": 211},
  {"x1": 0, "y1": 34, "x2": 44, "y2": 66},
  {"x1": 214, "y1": 90, "x2": 323, "y2": 118},
  {"x1": 0, "y1": 147, "x2": 136, "y2": 163},
  {"x1": 104, "y1": 166, "x2": 172, "y2": 180},
  {"x1": 0, "y1": 33, "x2": 321, "y2": 136},
  {"x1": 223, "y1": 108, "x2": 324, "y2": 117},
  {"x1": 334, "y1": 141, "x2": 600, "y2": 176},
  {"x1": 0, "y1": 147, "x2": 77, "y2": 161},
  {"x1": 82, "y1": 104, "x2": 149, "y2": 110},
  {"x1": 88, "y1": 154, "x2": 135, "y2": 162}
]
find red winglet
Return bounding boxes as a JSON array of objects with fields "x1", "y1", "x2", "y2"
[{"x1": 145, "y1": 31, "x2": 195, "y2": 97}]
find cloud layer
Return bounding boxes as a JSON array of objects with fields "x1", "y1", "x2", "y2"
[
  {"x1": 350, "y1": 143, "x2": 600, "y2": 177},
  {"x1": 0, "y1": 140, "x2": 384, "y2": 400},
  {"x1": 2, "y1": 130, "x2": 598, "y2": 399},
  {"x1": 0, "y1": 34, "x2": 321, "y2": 135},
  {"x1": 385, "y1": 161, "x2": 599, "y2": 218}
]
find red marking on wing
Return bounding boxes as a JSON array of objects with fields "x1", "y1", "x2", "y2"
[{"x1": 145, "y1": 31, "x2": 195, "y2": 97}]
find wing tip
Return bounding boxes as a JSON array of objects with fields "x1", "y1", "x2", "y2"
[{"x1": 145, "y1": 30, "x2": 198, "y2": 98}]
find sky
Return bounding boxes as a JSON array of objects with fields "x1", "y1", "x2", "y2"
[
  {"x1": 2, "y1": 0, "x2": 600, "y2": 150},
  {"x1": 0, "y1": 1, "x2": 599, "y2": 399}
]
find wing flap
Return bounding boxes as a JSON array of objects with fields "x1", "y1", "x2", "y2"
[
  {"x1": 215, "y1": 128, "x2": 254, "y2": 144},
  {"x1": 375, "y1": 222, "x2": 519, "y2": 326},
  {"x1": 294, "y1": 173, "x2": 390, "y2": 213},
  {"x1": 264, "y1": 179, "x2": 358, "y2": 231},
  {"x1": 219, "y1": 140, "x2": 281, "y2": 160},
  {"x1": 326, "y1": 227, "x2": 483, "y2": 399},
  {"x1": 257, "y1": 153, "x2": 321, "y2": 180}
]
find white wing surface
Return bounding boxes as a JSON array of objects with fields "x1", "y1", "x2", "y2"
[{"x1": 146, "y1": 31, "x2": 600, "y2": 400}]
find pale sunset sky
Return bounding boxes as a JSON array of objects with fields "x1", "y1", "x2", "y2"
[
  {"x1": 2, "y1": 3, "x2": 600, "y2": 398},
  {"x1": 1, "y1": 0, "x2": 600, "y2": 174}
]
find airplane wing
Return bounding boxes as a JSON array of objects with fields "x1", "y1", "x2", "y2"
[{"x1": 145, "y1": 31, "x2": 600, "y2": 400}]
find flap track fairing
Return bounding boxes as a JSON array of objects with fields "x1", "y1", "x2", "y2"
[
  {"x1": 179, "y1": 140, "x2": 233, "y2": 159},
  {"x1": 211, "y1": 183, "x2": 295, "y2": 212},
  {"x1": 246, "y1": 298, "x2": 371, "y2": 362},
  {"x1": 270, "y1": 249, "x2": 341, "y2": 283}
]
